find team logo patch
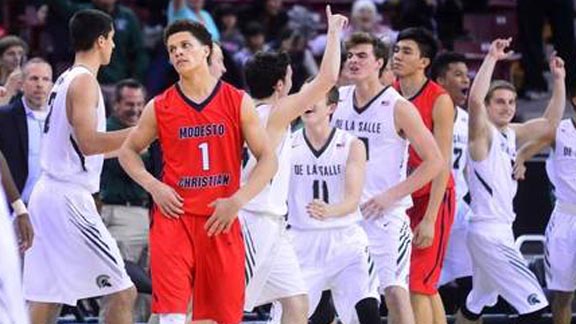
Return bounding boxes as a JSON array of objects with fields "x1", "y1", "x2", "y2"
[
  {"x1": 96, "y1": 275, "x2": 112, "y2": 289},
  {"x1": 527, "y1": 293, "x2": 541, "y2": 306}
]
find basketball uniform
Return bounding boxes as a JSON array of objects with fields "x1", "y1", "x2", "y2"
[
  {"x1": 440, "y1": 107, "x2": 473, "y2": 285},
  {"x1": 465, "y1": 125, "x2": 548, "y2": 315},
  {"x1": 332, "y1": 85, "x2": 413, "y2": 292},
  {"x1": 288, "y1": 128, "x2": 379, "y2": 324},
  {"x1": 545, "y1": 119, "x2": 576, "y2": 292},
  {"x1": 0, "y1": 181, "x2": 29, "y2": 324},
  {"x1": 23, "y1": 66, "x2": 133, "y2": 305},
  {"x1": 151, "y1": 81, "x2": 246, "y2": 322},
  {"x1": 393, "y1": 79, "x2": 456, "y2": 295},
  {"x1": 240, "y1": 103, "x2": 306, "y2": 311}
]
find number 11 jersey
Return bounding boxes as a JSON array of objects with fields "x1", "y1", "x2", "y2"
[{"x1": 331, "y1": 85, "x2": 412, "y2": 217}]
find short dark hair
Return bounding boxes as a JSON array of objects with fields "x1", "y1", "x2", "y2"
[
  {"x1": 69, "y1": 9, "x2": 114, "y2": 52},
  {"x1": 0, "y1": 35, "x2": 28, "y2": 57},
  {"x1": 344, "y1": 32, "x2": 389, "y2": 77},
  {"x1": 430, "y1": 52, "x2": 467, "y2": 81},
  {"x1": 244, "y1": 51, "x2": 291, "y2": 99},
  {"x1": 485, "y1": 80, "x2": 516, "y2": 104},
  {"x1": 164, "y1": 19, "x2": 213, "y2": 50},
  {"x1": 396, "y1": 27, "x2": 439, "y2": 61},
  {"x1": 114, "y1": 78, "x2": 146, "y2": 102},
  {"x1": 244, "y1": 21, "x2": 265, "y2": 38},
  {"x1": 326, "y1": 86, "x2": 339, "y2": 105}
]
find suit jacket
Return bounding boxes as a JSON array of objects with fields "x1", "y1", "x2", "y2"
[{"x1": 0, "y1": 99, "x2": 28, "y2": 193}]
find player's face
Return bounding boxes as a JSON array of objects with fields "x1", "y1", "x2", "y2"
[
  {"x1": 209, "y1": 45, "x2": 226, "y2": 79},
  {"x1": 301, "y1": 83, "x2": 332, "y2": 125},
  {"x1": 114, "y1": 87, "x2": 145, "y2": 127},
  {"x1": 345, "y1": 44, "x2": 383, "y2": 82},
  {"x1": 167, "y1": 32, "x2": 211, "y2": 75},
  {"x1": 486, "y1": 89, "x2": 517, "y2": 127},
  {"x1": 392, "y1": 39, "x2": 428, "y2": 78},
  {"x1": 100, "y1": 28, "x2": 115, "y2": 65},
  {"x1": 1, "y1": 45, "x2": 25, "y2": 72},
  {"x1": 22, "y1": 62, "x2": 52, "y2": 109},
  {"x1": 437, "y1": 62, "x2": 470, "y2": 107}
]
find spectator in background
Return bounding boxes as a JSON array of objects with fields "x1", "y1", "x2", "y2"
[
  {"x1": 347, "y1": 0, "x2": 397, "y2": 45},
  {"x1": 242, "y1": 0, "x2": 288, "y2": 43},
  {"x1": 167, "y1": 0, "x2": 220, "y2": 41},
  {"x1": 100, "y1": 79, "x2": 150, "y2": 321},
  {"x1": 233, "y1": 22, "x2": 268, "y2": 71},
  {"x1": 396, "y1": 0, "x2": 436, "y2": 33},
  {"x1": 0, "y1": 36, "x2": 28, "y2": 105},
  {"x1": 517, "y1": 0, "x2": 576, "y2": 100},
  {"x1": 47, "y1": 0, "x2": 149, "y2": 85},
  {"x1": 277, "y1": 29, "x2": 318, "y2": 93},
  {"x1": 217, "y1": 5, "x2": 244, "y2": 54},
  {"x1": 0, "y1": 57, "x2": 52, "y2": 205}
]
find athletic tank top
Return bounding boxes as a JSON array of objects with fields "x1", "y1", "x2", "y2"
[
  {"x1": 332, "y1": 85, "x2": 412, "y2": 216},
  {"x1": 452, "y1": 107, "x2": 469, "y2": 202},
  {"x1": 468, "y1": 125, "x2": 517, "y2": 223},
  {"x1": 546, "y1": 119, "x2": 576, "y2": 205},
  {"x1": 288, "y1": 128, "x2": 361, "y2": 229},
  {"x1": 41, "y1": 66, "x2": 105, "y2": 193},
  {"x1": 154, "y1": 81, "x2": 244, "y2": 216},
  {"x1": 393, "y1": 79, "x2": 455, "y2": 198},
  {"x1": 241, "y1": 104, "x2": 291, "y2": 216}
]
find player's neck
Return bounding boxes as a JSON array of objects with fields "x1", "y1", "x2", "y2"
[
  {"x1": 398, "y1": 72, "x2": 427, "y2": 99},
  {"x1": 179, "y1": 67, "x2": 218, "y2": 101},
  {"x1": 255, "y1": 92, "x2": 280, "y2": 107},
  {"x1": 354, "y1": 75, "x2": 385, "y2": 106},
  {"x1": 304, "y1": 121, "x2": 332, "y2": 149},
  {"x1": 73, "y1": 52, "x2": 101, "y2": 75}
]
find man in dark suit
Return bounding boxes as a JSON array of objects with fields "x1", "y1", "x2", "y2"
[{"x1": 0, "y1": 57, "x2": 53, "y2": 203}]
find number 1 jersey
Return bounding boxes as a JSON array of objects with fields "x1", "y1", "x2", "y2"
[{"x1": 154, "y1": 81, "x2": 244, "y2": 216}]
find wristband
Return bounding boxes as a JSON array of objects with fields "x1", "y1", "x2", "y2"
[{"x1": 11, "y1": 199, "x2": 28, "y2": 216}]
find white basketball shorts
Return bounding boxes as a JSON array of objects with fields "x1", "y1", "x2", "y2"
[
  {"x1": 545, "y1": 200, "x2": 576, "y2": 292},
  {"x1": 440, "y1": 199, "x2": 473, "y2": 285}
]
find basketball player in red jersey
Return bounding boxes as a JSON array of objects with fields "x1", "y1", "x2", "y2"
[
  {"x1": 119, "y1": 21, "x2": 277, "y2": 324},
  {"x1": 392, "y1": 27, "x2": 456, "y2": 324}
]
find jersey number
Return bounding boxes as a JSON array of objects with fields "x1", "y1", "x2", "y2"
[
  {"x1": 43, "y1": 92, "x2": 57, "y2": 133},
  {"x1": 359, "y1": 137, "x2": 370, "y2": 160},
  {"x1": 313, "y1": 180, "x2": 329, "y2": 203},
  {"x1": 453, "y1": 147, "x2": 463, "y2": 170},
  {"x1": 198, "y1": 142, "x2": 210, "y2": 171}
]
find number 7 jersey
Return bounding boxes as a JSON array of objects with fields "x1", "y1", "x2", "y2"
[
  {"x1": 331, "y1": 85, "x2": 412, "y2": 216},
  {"x1": 154, "y1": 81, "x2": 244, "y2": 216}
]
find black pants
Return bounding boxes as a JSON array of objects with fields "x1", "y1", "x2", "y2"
[{"x1": 518, "y1": 0, "x2": 576, "y2": 92}]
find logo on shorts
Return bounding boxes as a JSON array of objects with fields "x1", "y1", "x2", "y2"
[
  {"x1": 96, "y1": 275, "x2": 112, "y2": 289},
  {"x1": 527, "y1": 293, "x2": 541, "y2": 306}
]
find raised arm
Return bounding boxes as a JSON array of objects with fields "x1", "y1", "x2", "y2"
[
  {"x1": 512, "y1": 54, "x2": 566, "y2": 147},
  {"x1": 266, "y1": 6, "x2": 347, "y2": 147},
  {"x1": 68, "y1": 74, "x2": 132, "y2": 155},
  {"x1": 307, "y1": 138, "x2": 366, "y2": 219},
  {"x1": 361, "y1": 100, "x2": 442, "y2": 219},
  {"x1": 119, "y1": 100, "x2": 184, "y2": 218},
  {"x1": 468, "y1": 38, "x2": 513, "y2": 160},
  {"x1": 205, "y1": 94, "x2": 278, "y2": 236}
]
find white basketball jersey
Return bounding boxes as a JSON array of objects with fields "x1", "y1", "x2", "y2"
[
  {"x1": 546, "y1": 119, "x2": 576, "y2": 204},
  {"x1": 288, "y1": 128, "x2": 361, "y2": 229},
  {"x1": 241, "y1": 104, "x2": 290, "y2": 216},
  {"x1": 452, "y1": 107, "x2": 469, "y2": 201},
  {"x1": 331, "y1": 85, "x2": 412, "y2": 215},
  {"x1": 40, "y1": 66, "x2": 106, "y2": 193},
  {"x1": 468, "y1": 125, "x2": 517, "y2": 223}
]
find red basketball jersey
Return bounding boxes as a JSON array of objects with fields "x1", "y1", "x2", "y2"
[
  {"x1": 394, "y1": 79, "x2": 455, "y2": 198},
  {"x1": 154, "y1": 81, "x2": 244, "y2": 216}
]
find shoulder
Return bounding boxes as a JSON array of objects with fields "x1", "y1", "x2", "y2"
[
  {"x1": 427, "y1": 80, "x2": 447, "y2": 96},
  {"x1": 0, "y1": 100, "x2": 21, "y2": 116}
]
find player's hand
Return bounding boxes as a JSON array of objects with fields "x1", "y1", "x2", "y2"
[
  {"x1": 205, "y1": 196, "x2": 241, "y2": 236},
  {"x1": 549, "y1": 52, "x2": 566, "y2": 81},
  {"x1": 361, "y1": 190, "x2": 396, "y2": 219},
  {"x1": 307, "y1": 199, "x2": 333, "y2": 220},
  {"x1": 513, "y1": 159, "x2": 527, "y2": 181},
  {"x1": 15, "y1": 213, "x2": 34, "y2": 252},
  {"x1": 326, "y1": 5, "x2": 348, "y2": 33},
  {"x1": 149, "y1": 181, "x2": 184, "y2": 218},
  {"x1": 488, "y1": 38, "x2": 513, "y2": 61},
  {"x1": 413, "y1": 217, "x2": 434, "y2": 249}
]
